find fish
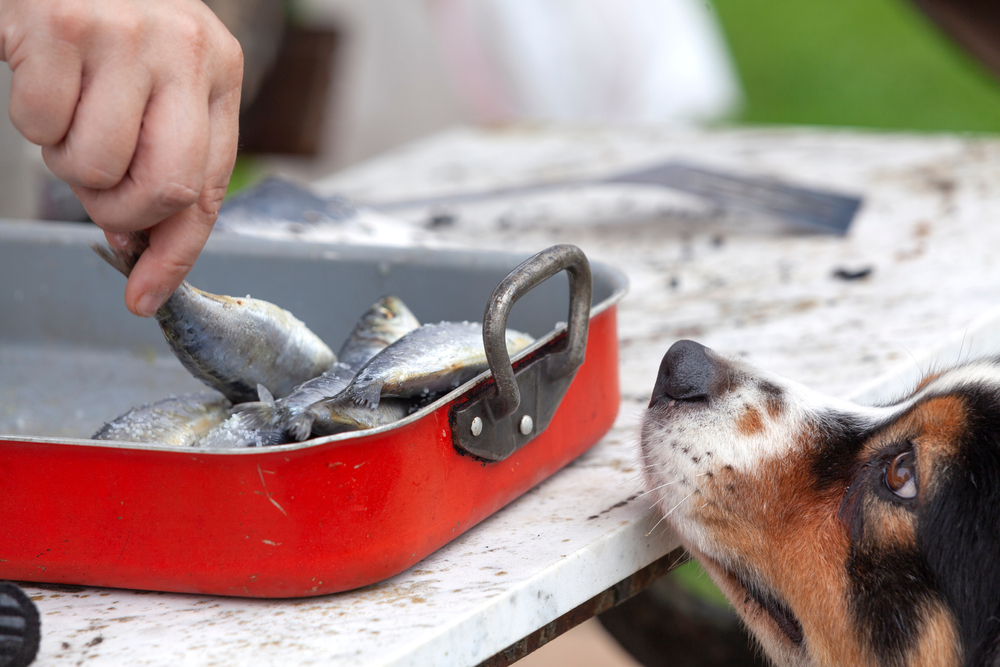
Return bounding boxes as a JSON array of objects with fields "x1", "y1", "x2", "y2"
[
  {"x1": 204, "y1": 367, "x2": 357, "y2": 447},
  {"x1": 286, "y1": 321, "x2": 536, "y2": 440},
  {"x1": 197, "y1": 384, "x2": 298, "y2": 448},
  {"x1": 225, "y1": 369, "x2": 409, "y2": 443},
  {"x1": 93, "y1": 232, "x2": 336, "y2": 403},
  {"x1": 297, "y1": 395, "x2": 410, "y2": 439},
  {"x1": 337, "y1": 321, "x2": 535, "y2": 408},
  {"x1": 92, "y1": 392, "x2": 232, "y2": 447},
  {"x1": 221, "y1": 295, "x2": 422, "y2": 446},
  {"x1": 336, "y1": 295, "x2": 421, "y2": 371}
]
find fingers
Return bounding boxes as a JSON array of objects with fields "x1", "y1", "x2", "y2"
[
  {"x1": 7, "y1": 34, "x2": 82, "y2": 146},
  {"x1": 70, "y1": 77, "x2": 211, "y2": 231},
  {"x1": 68, "y1": 1, "x2": 241, "y2": 232},
  {"x1": 120, "y1": 37, "x2": 241, "y2": 318},
  {"x1": 2, "y1": 0, "x2": 244, "y2": 317},
  {"x1": 42, "y1": 58, "x2": 151, "y2": 190},
  {"x1": 118, "y1": 205, "x2": 214, "y2": 317}
]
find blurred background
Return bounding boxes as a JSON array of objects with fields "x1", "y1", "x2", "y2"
[
  {"x1": 3, "y1": 0, "x2": 1000, "y2": 218},
  {"x1": 3, "y1": 1, "x2": 998, "y2": 664},
  {"x1": 237, "y1": 0, "x2": 1000, "y2": 188}
]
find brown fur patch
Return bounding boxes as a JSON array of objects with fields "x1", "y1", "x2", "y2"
[
  {"x1": 696, "y1": 439, "x2": 874, "y2": 666},
  {"x1": 736, "y1": 406, "x2": 765, "y2": 437},
  {"x1": 864, "y1": 498, "x2": 916, "y2": 549},
  {"x1": 909, "y1": 601, "x2": 961, "y2": 667},
  {"x1": 911, "y1": 395, "x2": 967, "y2": 496}
]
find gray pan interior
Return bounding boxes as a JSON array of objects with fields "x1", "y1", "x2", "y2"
[{"x1": 0, "y1": 221, "x2": 626, "y2": 439}]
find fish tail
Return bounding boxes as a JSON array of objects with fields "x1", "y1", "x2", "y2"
[
  {"x1": 230, "y1": 402, "x2": 304, "y2": 446},
  {"x1": 288, "y1": 412, "x2": 315, "y2": 442},
  {"x1": 349, "y1": 381, "x2": 383, "y2": 410},
  {"x1": 90, "y1": 231, "x2": 151, "y2": 278},
  {"x1": 233, "y1": 400, "x2": 282, "y2": 431}
]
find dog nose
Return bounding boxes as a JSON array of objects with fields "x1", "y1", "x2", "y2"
[{"x1": 650, "y1": 340, "x2": 715, "y2": 406}]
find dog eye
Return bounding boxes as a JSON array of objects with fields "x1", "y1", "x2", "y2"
[{"x1": 885, "y1": 451, "x2": 917, "y2": 499}]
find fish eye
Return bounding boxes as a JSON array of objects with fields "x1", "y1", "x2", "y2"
[{"x1": 885, "y1": 450, "x2": 917, "y2": 499}]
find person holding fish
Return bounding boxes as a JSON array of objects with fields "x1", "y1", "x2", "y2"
[{"x1": 0, "y1": 0, "x2": 243, "y2": 318}]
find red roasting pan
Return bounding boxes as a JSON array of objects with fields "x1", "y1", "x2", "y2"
[{"x1": 0, "y1": 221, "x2": 627, "y2": 597}]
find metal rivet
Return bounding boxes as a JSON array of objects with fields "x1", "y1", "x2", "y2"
[
  {"x1": 470, "y1": 417, "x2": 483, "y2": 436},
  {"x1": 519, "y1": 415, "x2": 534, "y2": 435}
]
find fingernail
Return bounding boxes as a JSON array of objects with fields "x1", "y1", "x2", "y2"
[
  {"x1": 136, "y1": 292, "x2": 166, "y2": 318},
  {"x1": 108, "y1": 232, "x2": 133, "y2": 249}
]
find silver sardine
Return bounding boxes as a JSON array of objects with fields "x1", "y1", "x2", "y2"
[
  {"x1": 236, "y1": 366, "x2": 407, "y2": 443},
  {"x1": 285, "y1": 322, "x2": 535, "y2": 439},
  {"x1": 93, "y1": 233, "x2": 336, "y2": 403},
  {"x1": 337, "y1": 295, "x2": 421, "y2": 372},
  {"x1": 92, "y1": 392, "x2": 232, "y2": 447},
  {"x1": 336, "y1": 321, "x2": 535, "y2": 408},
  {"x1": 206, "y1": 365, "x2": 357, "y2": 447},
  {"x1": 223, "y1": 295, "x2": 421, "y2": 446},
  {"x1": 299, "y1": 395, "x2": 409, "y2": 439}
]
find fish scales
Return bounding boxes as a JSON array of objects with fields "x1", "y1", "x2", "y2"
[
  {"x1": 337, "y1": 295, "x2": 421, "y2": 372},
  {"x1": 156, "y1": 282, "x2": 336, "y2": 402},
  {"x1": 340, "y1": 321, "x2": 535, "y2": 408},
  {"x1": 92, "y1": 393, "x2": 232, "y2": 447},
  {"x1": 305, "y1": 396, "x2": 409, "y2": 437}
]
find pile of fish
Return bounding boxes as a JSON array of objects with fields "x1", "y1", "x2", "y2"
[{"x1": 90, "y1": 235, "x2": 534, "y2": 448}]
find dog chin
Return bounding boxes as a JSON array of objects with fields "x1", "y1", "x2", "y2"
[{"x1": 680, "y1": 542, "x2": 809, "y2": 667}]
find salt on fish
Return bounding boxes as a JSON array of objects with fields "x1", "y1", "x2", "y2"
[{"x1": 92, "y1": 393, "x2": 232, "y2": 447}]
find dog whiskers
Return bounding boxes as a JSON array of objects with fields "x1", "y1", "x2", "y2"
[
  {"x1": 645, "y1": 489, "x2": 696, "y2": 537},
  {"x1": 635, "y1": 471, "x2": 709, "y2": 500},
  {"x1": 635, "y1": 479, "x2": 684, "y2": 499}
]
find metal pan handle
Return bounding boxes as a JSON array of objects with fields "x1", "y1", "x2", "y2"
[
  {"x1": 452, "y1": 244, "x2": 592, "y2": 461},
  {"x1": 483, "y1": 244, "x2": 592, "y2": 419}
]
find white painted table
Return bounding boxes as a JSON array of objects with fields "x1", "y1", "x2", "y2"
[{"x1": 22, "y1": 125, "x2": 1000, "y2": 665}]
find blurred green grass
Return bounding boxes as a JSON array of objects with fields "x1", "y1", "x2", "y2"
[
  {"x1": 225, "y1": 155, "x2": 263, "y2": 198},
  {"x1": 712, "y1": 0, "x2": 1000, "y2": 132},
  {"x1": 671, "y1": 559, "x2": 731, "y2": 608}
]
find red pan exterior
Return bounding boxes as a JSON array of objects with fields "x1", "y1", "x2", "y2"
[{"x1": 0, "y1": 307, "x2": 619, "y2": 597}]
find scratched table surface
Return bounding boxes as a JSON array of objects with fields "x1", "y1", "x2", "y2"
[{"x1": 21, "y1": 124, "x2": 1000, "y2": 665}]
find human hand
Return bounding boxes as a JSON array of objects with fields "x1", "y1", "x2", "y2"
[{"x1": 0, "y1": 0, "x2": 243, "y2": 316}]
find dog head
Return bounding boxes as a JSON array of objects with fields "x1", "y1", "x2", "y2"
[{"x1": 640, "y1": 340, "x2": 1000, "y2": 667}]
